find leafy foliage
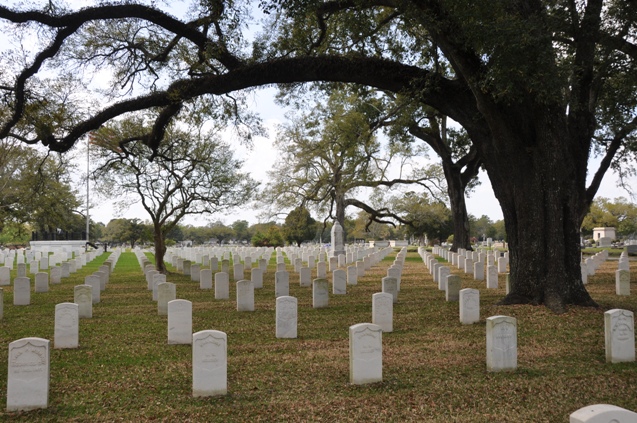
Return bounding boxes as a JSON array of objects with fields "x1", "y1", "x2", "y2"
[
  {"x1": 283, "y1": 205, "x2": 316, "y2": 246},
  {"x1": 581, "y1": 197, "x2": 637, "y2": 237},
  {"x1": 390, "y1": 191, "x2": 452, "y2": 244},
  {"x1": 91, "y1": 118, "x2": 258, "y2": 270},
  {"x1": 0, "y1": 140, "x2": 81, "y2": 241},
  {"x1": 251, "y1": 225, "x2": 285, "y2": 247},
  {"x1": 102, "y1": 218, "x2": 150, "y2": 248}
]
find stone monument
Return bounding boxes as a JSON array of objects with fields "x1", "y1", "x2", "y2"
[{"x1": 330, "y1": 221, "x2": 345, "y2": 258}]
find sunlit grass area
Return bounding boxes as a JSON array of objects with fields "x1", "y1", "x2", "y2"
[{"x1": 0, "y1": 248, "x2": 636, "y2": 422}]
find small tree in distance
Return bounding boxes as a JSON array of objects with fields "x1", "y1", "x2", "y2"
[
  {"x1": 91, "y1": 119, "x2": 258, "y2": 272},
  {"x1": 283, "y1": 206, "x2": 316, "y2": 247},
  {"x1": 251, "y1": 226, "x2": 285, "y2": 248}
]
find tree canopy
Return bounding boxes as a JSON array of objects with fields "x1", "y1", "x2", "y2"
[
  {"x1": 91, "y1": 119, "x2": 258, "y2": 271},
  {"x1": 581, "y1": 197, "x2": 637, "y2": 237},
  {"x1": 283, "y1": 205, "x2": 316, "y2": 246},
  {"x1": 0, "y1": 140, "x2": 82, "y2": 239},
  {"x1": 263, "y1": 90, "x2": 444, "y2": 230},
  {"x1": 1, "y1": 1, "x2": 636, "y2": 311}
]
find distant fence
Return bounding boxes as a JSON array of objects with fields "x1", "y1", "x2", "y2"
[{"x1": 31, "y1": 231, "x2": 87, "y2": 241}]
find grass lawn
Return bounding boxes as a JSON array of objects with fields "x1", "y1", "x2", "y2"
[{"x1": 0, "y1": 248, "x2": 636, "y2": 422}]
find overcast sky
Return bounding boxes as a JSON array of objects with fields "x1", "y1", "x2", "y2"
[{"x1": 84, "y1": 86, "x2": 635, "y2": 228}]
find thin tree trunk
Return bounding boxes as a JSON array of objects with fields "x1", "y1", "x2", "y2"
[
  {"x1": 446, "y1": 169, "x2": 472, "y2": 252},
  {"x1": 154, "y1": 226, "x2": 167, "y2": 273}
]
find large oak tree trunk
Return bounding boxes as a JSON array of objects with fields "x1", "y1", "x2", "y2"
[{"x1": 477, "y1": 106, "x2": 596, "y2": 312}]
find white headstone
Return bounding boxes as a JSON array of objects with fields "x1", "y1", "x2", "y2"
[
  {"x1": 74, "y1": 285, "x2": 93, "y2": 318},
  {"x1": 581, "y1": 263, "x2": 588, "y2": 285},
  {"x1": 6, "y1": 337, "x2": 50, "y2": 411},
  {"x1": 54, "y1": 303, "x2": 79, "y2": 349},
  {"x1": 275, "y1": 270, "x2": 290, "y2": 298},
  {"x1": 236, "y1": 280, "x2": 255, "y2": 311},
  {"x1": 438, "y1": 266, "x2": 450, "y2": 291},
  {"x1": 13, "y1": 277, "x2": 30, "y2": 306},
  {"x1": 259, "y1": 258, "x2": 267, "y2": 272},
  {"x1": 215, "y1": 272, "x2": 229, "y2": 300},
  {"x1": 276, "y1": 296, "x2": 298, "y2": 339},
  {"x1": 347, "y1": 265, "x2": 358, "y2": 286},
  {"x1": 168, "y1": 299, "x2": 192, "y2": 345},
  {"x1": 85, "y1": 275, "x2": 101, "y2": 304},
  {"x1": 183, "y1": 260, "x2": 192, "y2": 276},
  {"x1": 486, "y1": 265, "x2": 498, "y2": 289},
  {"x1": 615, "y1": 270, "x2": 630, "y2": 296},
  {"x1": 61, "y1": 262, "x2": 70, "y2": 278},
  {"x1": 446, "y1": 275, "x2": 461, "y2": 302},
  {"x1": 570, "y1": 404, "x2": 637, "y2": 423},
  {"x1": 356, "y1": 261, "x2": 365, "y2": 277},
  {"x1": 473, "y1": 261, "x2": 484, "y2": 281},
  {"x1": 17, "y1": 263, "x2": 26, "y2": 278},
  {"x1": 333, "y1": 269, "x2": 347, "y2": 295},
  {"x1": 486, "y1": 315, "x2": 517, "y2": 372},
  {"x1": 94, "y1": 270, "x2": 107, "y2": 291},
  {"x1": 28, "y1": 260, "x2": 38, "y2": 275},
  {"x1": 0, "y1": 266, "x2": 9, "y2": 286},
  {"x1": 157, "y1": 282, "x2": 176, "y2": 316},
  {"x1": 464, "y1": 257, "x2": 473, "y2": 274},
  {"x1": 153, "y1": 273, "x2": 166, "y2": 301},
  {"x1": 192, "y1": 330, "x2": 227, "y2": 397},
  {"x1": 349, "y1": 323, "x2": 382, "y2": 385},
  {"x1": 200, "y1": 269, "x2": 212, "y2": 290},
  {"x1": 50, "y1": 266, "x2": 62, "y2": 284},
  {"x1": 497, "y1": 256, "x2": 507, "y2": 273},
  {"x1": 382, "y1": 276, "x2": 398, "y2": 303},
  {"x1": 210, "y1": 256, "x2": 218, "y2": 271},
  {"x1": 604, "y1": 309, "x2": 635, "y2": 363},
  {"x1": 317, "y1": 261, "x2": 327, "y2": 279},
  {"x1": 299, "y1": 267, "x2": 311, "y2": 287},
  {"x1": 387, "y1": 266, "x2": 401, "y2": 291},
  {"x1": 251, "y1": 267, "x2": 263, "y2": 289},
  {"x1": 459, "y1": 288, "x2": 480, "y2": 325},
  {"x1": 233, "y1": 263, "x2": 244, "y2": 281},
  {"x1": 190, "y1": 264, "x2": 201, "y2": 282},
  {"x1": 372, "y1": 292, "x2": 393, "y2": 332},
  {"x1": 329, "y1": 256, "x2": 338, "y2": 272},
  {"x1": 146, "y1": 269, "x2": 159, "y2": 290},
  {"x1": 34, "y1": 272, "x2": 49, "y2": 293},
  {"x1": 312, "y1": 279, "x2": 329, "y2": 308}
]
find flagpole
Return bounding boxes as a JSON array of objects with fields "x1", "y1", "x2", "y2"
[{"x1": 86, "y1": 136, "x2": 90, "y2": 250}]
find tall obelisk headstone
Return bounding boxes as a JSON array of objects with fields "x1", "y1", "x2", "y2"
[{"x1": 331, "y1": 221, "x2": 345, "y2": 258}]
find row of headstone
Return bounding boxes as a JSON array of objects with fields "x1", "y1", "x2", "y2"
[
  {"x1": 5, "y1": 251, "x2": 122, "y2": 411},
  {"x1": 0, "y1": 248, "x2": 79, "y2": 268},
  {"x1": 616, "y1": 251, "x2": 631, "y2": 295},
  {"x1": 583, "y1": 249, "x2": 608, "y2": 277},
  {"x1": 423, "y1": 248, "x2": 502, "y2": 292},
  {"x1": 9, "y1": 308, "x2": 634, "y2": 410},
  {"x1": 422, "y1": 247, "x2": 635, "y2": 366},
  {"x1": 3, "y1": 251, "x2": 116, "y2": 307},
  {"x1": 165, "y1": 242, "x2": 388, "y2": 276},
  {"x1": 428, "y1": 246, "x2": 510, "y2": 273}
]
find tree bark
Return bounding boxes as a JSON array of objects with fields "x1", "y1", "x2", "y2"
[
  {"x1": 476, "y1": 107, "x2": 597, "y2": 312},
  {"x1": 154, "y1": 225, "x2": 167, "y2": 273},
  {"x1": 446, "y1": 167, "x2": 472, "y2": 252}
]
